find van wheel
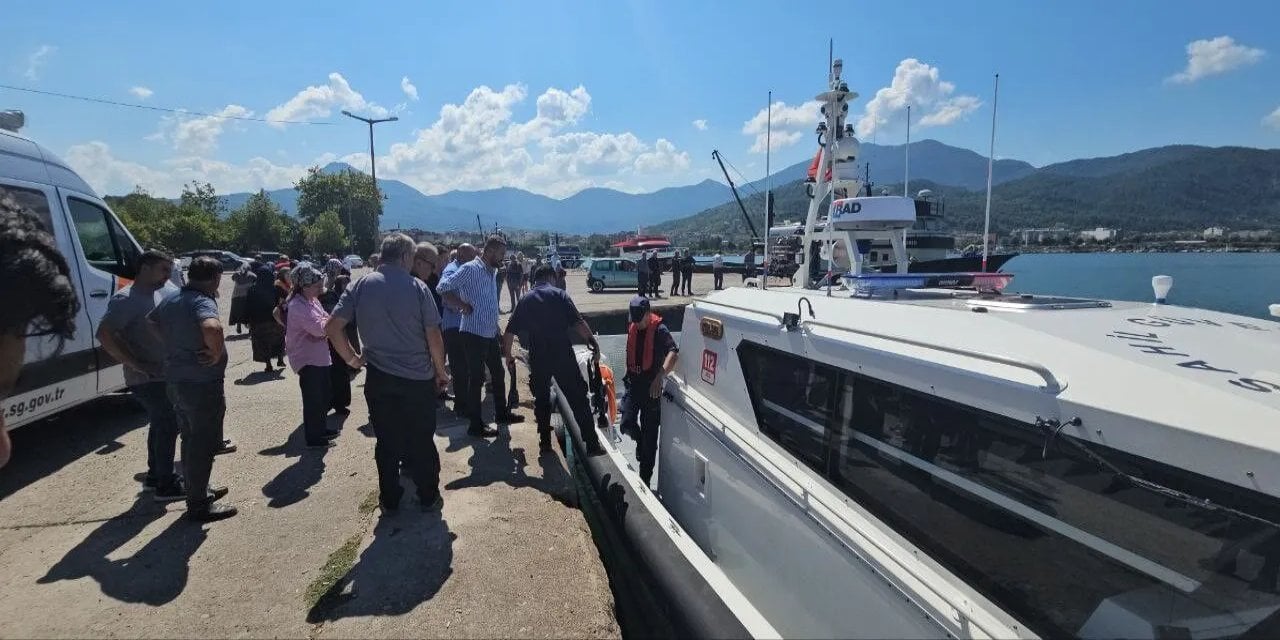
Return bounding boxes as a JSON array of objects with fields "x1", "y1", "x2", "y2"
[{"x1": 589, "y1": 279, "x2": 604, "y2": 292}]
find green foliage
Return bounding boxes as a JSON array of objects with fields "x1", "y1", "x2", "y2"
[
  {"x1": 305, "y1": 209, "x2": 349, "y2": 255},
  {"x1": 226, "y1": 190, "x2": 291, "y2": 254},
  {"x1": 178, "y1": 181, "x2": 225, "y2": 218},
  {"x1": 295, "y1": 167, "x2": 380, "y2": 255},
  {"x1": 106, "y1": 185, "x2": 224, "y2": 253}
]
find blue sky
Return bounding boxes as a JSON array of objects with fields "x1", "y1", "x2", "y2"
[{"x1": 4, "y1": 0, "x2": 1278, "y2": 198}]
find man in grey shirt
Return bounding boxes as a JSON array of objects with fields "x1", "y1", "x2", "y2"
[
  {"x1": 97, "y1": 250, "x2": 184, "y2": 500},
  {"x1": 148, "y1": 256, "x2": 235, "y2": 522},
  {"x1": 327, "y1": 232, "x2": 450, "y2": 513}
]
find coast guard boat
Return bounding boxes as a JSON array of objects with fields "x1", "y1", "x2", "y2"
[{"x1": 554, "y1": 54, "x2": 1280, "y2": 639}]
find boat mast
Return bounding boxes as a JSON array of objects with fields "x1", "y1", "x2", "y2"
[
  {"x1": 904, "y1": 104, "x2": 910, "y2": 197},
  {"x1": 981, "y1": 73, "x2": 1000, "y2": 272},
  {"x1": 764, "y1": 91, "x2": 772, "y2": 290}
]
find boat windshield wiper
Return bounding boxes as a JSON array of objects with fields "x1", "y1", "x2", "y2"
[{"x1": 1038, "y1": 417, "x2": 1280, "y2": 530}]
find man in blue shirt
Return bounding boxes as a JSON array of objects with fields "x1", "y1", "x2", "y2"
[
  {"x1": 503, "y1": 266, "x2": 604, "y2": 454},
  {"x1": 439, "y1": 243, "x2": 475, "y2": 416},
  {"x1": 326, "y1": 233, "x2": 450, "y2": 513},
  {"x1": 438, "y1": 235, "x2": 526, "y2": 437},
  {"x1": 148, "y1": 256, "x2": 236, "y2": 521}
]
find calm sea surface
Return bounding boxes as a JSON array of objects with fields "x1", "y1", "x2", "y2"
[{"x1": 1001, "y1": 252, "x2": 1280, "y2": 319}]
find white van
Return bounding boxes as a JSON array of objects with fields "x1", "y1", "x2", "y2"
[{"x1": 1, "y1": 124, "x2": 144, "y2": 428}]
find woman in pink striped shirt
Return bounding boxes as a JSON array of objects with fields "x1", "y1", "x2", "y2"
[{"x1": 280, "y1": 264, "x2": 338, "y2": 449}]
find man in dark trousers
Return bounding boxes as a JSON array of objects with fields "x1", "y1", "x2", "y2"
[
  {"x1": 438, "y1": 235, "x2": 526, "y2": 437},
  {"x1": 502, "y1": 266, "x2": 605, "y2": 454},
  {"x1": 439, "y1": 244, "x2": 476, "y2": 416},
  {"x1": 327, "y1": 233, "x2": 451, "y2": 513},
  {"x1": 647, "y1": 251, "x2": 662, "y2": 298},
  {"x1": 635, "y1": 250, "x2": 649, "y2": 296},
  {"x1": 97, "y1": 249, "x2": 184, "y2": 499},
  {"x1": 620, "y1": 296, "x2": 679, "y2": 488},
  {"x1": 148, "y1": 256, "x2": 236, "y2": 521}
]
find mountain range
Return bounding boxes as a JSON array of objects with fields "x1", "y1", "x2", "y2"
[
  {"x1": 214, "y1": 139, "x2": 1036, "y2": 233},
  {"x1": 214, "y1": 139, "x2": 1279, "y2": 236},
  {"x1": 654, "y1": 144, "x2": 1280, "y2": 238}
]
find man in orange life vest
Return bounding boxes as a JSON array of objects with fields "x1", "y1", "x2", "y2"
[{"x1": 621, "y1": 296, "x2": 679, "y2": 488}]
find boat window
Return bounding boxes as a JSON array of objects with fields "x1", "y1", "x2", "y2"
[
  {"x1": 0, "y1": 183, "x2": 54, "y2": 232},
  {"x1": 737, "y1": 340, "x2": 1280, "y2": 639}
]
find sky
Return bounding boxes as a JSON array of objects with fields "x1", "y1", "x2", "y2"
[{"x1": 3, "y1": 0, "x2": 1278, "y2": 199}]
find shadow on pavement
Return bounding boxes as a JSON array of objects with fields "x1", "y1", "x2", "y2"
[
  {"x1": 37, "y1": 497, "x2": 207, "y2": 606},
  {"x1": 0, "y1": 398, "x2": 148, "y2": 502},
  {"x1": 443, "y1": 428, "x2": 576, "y2": 508},
  {"x1": 306, "y1": 512, "x2": 455, "y2": 622},
  {"x1": 259, "y1": 424, "x2": 329, "y2": 509},
  {"x1": 233, "y1": 370, "x2": 285, "y2": 386}
]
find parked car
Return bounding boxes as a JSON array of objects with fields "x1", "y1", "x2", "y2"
[
  {"x1": 180, "y1": 249, "x2": 247, "y2": 272},
  {"x1": 585, "y1": 258, "x2": 638, "y2": 292},
  {"x1": 343, "y1": 254, "x2": 364, "y2": 269},
  {"x1": 253, "y1": 251, "x2": 283, "y2": 264}
]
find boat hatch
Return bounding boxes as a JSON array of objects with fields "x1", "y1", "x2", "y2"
[{"x1": 962, "y1": 294, "x2": 1114, "y2": 311}]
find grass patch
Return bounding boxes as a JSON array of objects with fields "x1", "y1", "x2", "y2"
[
  {"x1": 304, "y1": 534, "x2": 363, "y2": 611},
  {"x1": 357, "y1": 489, "x2": 380, "y2": 514}
]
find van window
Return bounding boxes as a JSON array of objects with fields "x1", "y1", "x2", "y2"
[
  {"x1": 620, "y1": 260, "x2": 635, "y2": 272},
  {"x1": 0, "y1": 184, "x2": 54, "y2": 232},
  {"x1": 738, "y1": 341, "x2": 1280, "y2": 638},
  {"x1": 68, "y1": 198, "x2": 139, "y2": 279},
  {"x1": 595, "y1": 260, "x2": 614, "y2": 272}
]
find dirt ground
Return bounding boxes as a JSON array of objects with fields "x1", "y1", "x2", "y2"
[{"x1": 0, "y1": 269, "x2": 622, "y2": 639}]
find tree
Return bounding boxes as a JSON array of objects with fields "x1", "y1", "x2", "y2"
[
  {"x1": 226, "y1": 190, "x2": 290, "y2": 254},
  {"x1": 179, "y1": 181, "x2": 225, "y2": 219},
  {"x1": 305, "y1": 209, "x2": 349, "y2": 256},
  {"x1": 295, "y1": 167, "x2": 380, "y2": 255}
]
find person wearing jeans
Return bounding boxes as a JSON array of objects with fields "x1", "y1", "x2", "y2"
[
  {"x1": 327, "y1": 233, "x2": 451, "y2": 513},
  {"x1": 439, "y1": 236, "x2": 526, "y2": 437},
  {"x1": 97, "y1": 249, "x2": 183, "y2": 499},
  {"x1": 148, "y1": 256, "x2": 236, "y2": 522},
  {"x1": 281, "y1": 263, "x2": 336, "y2": 448}
]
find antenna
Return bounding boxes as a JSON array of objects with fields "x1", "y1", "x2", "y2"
[
  {"x1": 828, "y1": 39, "x2": 834, "y2": 84},
  {"x1": 764, "y1": 91, "x2": 772, "y2": 290},
  {"x1": 904, "y1": 104, "x2": 911, "y2": 197},
  {"x1": 981, "y1": 73, "x2": 1000, "y2": 272}
]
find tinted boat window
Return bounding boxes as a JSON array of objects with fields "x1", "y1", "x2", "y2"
[{"x1": 738, "y1": 341, "x2": 1280, "y2": 638}]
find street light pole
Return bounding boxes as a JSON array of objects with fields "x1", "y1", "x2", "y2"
[{"x1": 340, "y1": 110, "x2": 398, "y2": 254}]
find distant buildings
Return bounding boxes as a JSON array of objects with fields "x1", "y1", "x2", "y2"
[
  {"x1": 1015, "y1": 227, "x2": 1072, "y2": 245},
  {"x1": 1079, "y1": 227, "x2": 1119, "y2": 242},
  {"x1": 1203, "y1": 226, "x2": 1227, "y2": 239}
]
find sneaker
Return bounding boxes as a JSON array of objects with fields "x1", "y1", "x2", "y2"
[
  {"x1": 215, "y1": 440, "x2": 237, "y2": 455},
  {"x1": 153, "y1": 481, "x2": 187, "y2": 503},
  {"x1": 419, "y1": 494, "x2": 444, "y2": 512},
  {"x1": 467, "y1": 424, "x2": 498, "y2": 438},
  {"x1": 331, "y1": 406, "x2": 350, "y2": 416},
  {"x1": 141, "y1": 475, "x2": 158, "y2": 492},
  {"x1": 185, "y1": 504, "x2": 238, "y2": 522},
  {"x1": 306, "y1": 440, "x2": 337, "y2": 449},
  {"x1": 207, "y1": 485, "x2": 230, "y2": 501},
  {"x1": 495, "y1": 412, "x2": 525, "y2": 424}
]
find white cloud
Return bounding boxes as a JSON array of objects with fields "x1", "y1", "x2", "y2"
[
  {"x1": 129, "y1": 86, "x2": 154, "y2": 100},
  {"x1": 1265, "y1": 106, "x2": 1280, "y2": 131},
  {"x1": 65, "y1": 141, "x2": 314, "y2": 197},
  {"x1": 24, "y1": 45, "x2": 56, "y2": 80},
  {"x1": 401, "y1": 76, "x2": 419, "y2": 101},
  {"x1": 857, "y1": 59, "x2": 981, "y2": 138},
  {"x1": 742, "y1": 100, "x2": 820, "y2": 153},
  {"x1": 379, "y1": 83, "x2": 687, "y2": 197},
  {"x1": 1167, "y1": 36, "x2": 1265, "y2": 84},
  {"x1": 162, "y1": 105, "x2": 252, "y2": 155},
  {"x1": 264, "y1": 72, "x2": 388, "y2": 127},
  {"x1": 692, "y1": 119, "x2": 708, "y2": 131}
]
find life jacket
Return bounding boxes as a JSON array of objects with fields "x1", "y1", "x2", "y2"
[
  {"x1": 626, "y1": 314, "x2": 662, "y2": 375},
  {"x1": 599, "y1": 362, "x2": 618, "y2": 425}
]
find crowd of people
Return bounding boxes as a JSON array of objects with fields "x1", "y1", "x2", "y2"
[
  {"x1": 0, "y1": 194, "x2": 680, "y2": 516},
  {"x1": 634, "y1": 249, "x2": 698, "y2": 298}
]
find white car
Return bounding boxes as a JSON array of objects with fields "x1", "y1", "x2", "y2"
[{"x1": 343, "y1": 254, "x2": 364, "y2": 269}]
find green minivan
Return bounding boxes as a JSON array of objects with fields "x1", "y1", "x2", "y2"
[{"x1": 585, "y1": 258, "x2": 639, "y2": 292}]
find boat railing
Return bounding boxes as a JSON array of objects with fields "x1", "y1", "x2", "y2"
[
  {"x1": 803, "y1": 319, "x2": 1065, "y2": 394},
  {"x1": 692, "y1": 299, "x2": 1064, "y2": 393}
]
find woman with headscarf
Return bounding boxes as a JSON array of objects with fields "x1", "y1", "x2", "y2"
[
  {"x1": 279, "y1": 263, "x2": 336, "y2": 448},
  {"x1": 229, "y1": 261, "x2": 257, "y2": 334},
  {"x1": 245, "y1": 263, "x2": 286, "y2": 372}
]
